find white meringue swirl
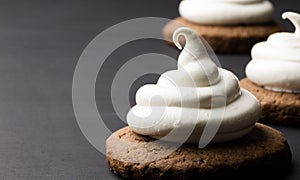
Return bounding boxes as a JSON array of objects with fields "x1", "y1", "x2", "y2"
[
  {"x1": 179, "y1": 0, "x2": 274, "y2": 25},
  {"x1": 246, "y1": 12, "x2": 300, "y2": 93},
  {"x1": 127, "y1": 27, "x2": 260, "y2": 144}
]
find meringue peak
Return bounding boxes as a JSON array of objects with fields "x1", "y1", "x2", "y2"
[{"x1": 282, "y1": 12, "x2": 300, "y2": 38}]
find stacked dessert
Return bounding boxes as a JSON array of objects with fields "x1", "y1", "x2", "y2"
[
  {"x1": 106, "y1": 28, "x2": 291, "y2": 179},
  {"x1": 163, "y1": 0, "x2": 283, "y2": 53},
  {"x1": 241, "y1": 12, "x2": 300, "y2": 125}
]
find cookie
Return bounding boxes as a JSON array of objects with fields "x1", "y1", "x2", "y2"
[
  {"x1": 240, "y1": 78, "x2": 300, "y2": 126},
  {"x1": 162, "y1": 17, "x2": 283, "y2": 53},
  {"x1": 106, "y1": 123, "x2": 291, "y2": 179}
]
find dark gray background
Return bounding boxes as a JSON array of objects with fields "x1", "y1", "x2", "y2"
[{"x1": 0, "y1": 0, "x2": 299, "y2": 179}]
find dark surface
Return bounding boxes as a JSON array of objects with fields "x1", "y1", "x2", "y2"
[{"x1": 0, "y1": 0, "x2": 299, "y2": 179}]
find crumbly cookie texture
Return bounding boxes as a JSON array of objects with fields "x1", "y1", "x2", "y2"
[
  {"x1": 241, "y1": 78, "x2": 300, "y2": 126},
  {"x1": 106, "y1": 124, "x2": 291, "y2": 179},
  {"x1": 163, "y1": 17, "x2": 283, "y2": 53}
]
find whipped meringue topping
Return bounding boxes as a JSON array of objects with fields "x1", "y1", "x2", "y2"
[
  {"x1": 127, "y1": 27, "x2": 260, "y2": 144},
  {"x1": 246, "y1": 12, "x2": 300, "y2": 93},
  {"x1": 179, "y1": 0, "x2": 274, "y2": 25}
]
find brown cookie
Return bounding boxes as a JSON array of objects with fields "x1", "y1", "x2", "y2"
[
  {"x1": 162, "y1": 17, "x2": 283, "y2": 53},
  {"x1": 241, "y1": 78, "x2": 300, "y2": 126},
  {"x1": 106, "y1": 123, "x2": 291, "y2": 179}
]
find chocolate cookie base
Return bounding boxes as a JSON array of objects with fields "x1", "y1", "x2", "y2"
[
  {"x1": 106, "y1": 123, "x2": 291, "y2": 179},
  {"x1": 162, "y1": 17, "x2": 283, "y2": 53},
  {"x1": 240, "y1": 78, "x2": 300, "y2": 126}
]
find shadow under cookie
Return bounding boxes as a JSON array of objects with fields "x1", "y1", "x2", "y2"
[
  {"x1": 163, "y1": 17, "x2": 283, "y2": 53},
  {"x1": 106, "y1": 123, "x2": 291, "y2": 179},
  {"x1": 241, "y1": 78, "x2": 300, "y2": 126}
]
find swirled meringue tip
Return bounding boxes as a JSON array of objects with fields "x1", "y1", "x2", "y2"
[
  {"x1": 246, "y1": 11, "x2": 300, "y2": 93},
  {"x1": 282, "y1": 12, "x2": 300, "y2": 38},
  {"x1": 179, "y1": 0, "x2": 274, "y2": 25},
  {"x1": 127, "y1": 27, "x2": 260, "y2": 145}
]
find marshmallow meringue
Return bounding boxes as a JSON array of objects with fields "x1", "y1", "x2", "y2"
[
  {"x1": 127, "y1": 28, "x2": 260, "y2": 144},
  {"x1": 246, "y1": 12, "x2": 300, "y2": 93},
  {"x1": 179, "y1": 0, "x2": 274, "y2": 25}
]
